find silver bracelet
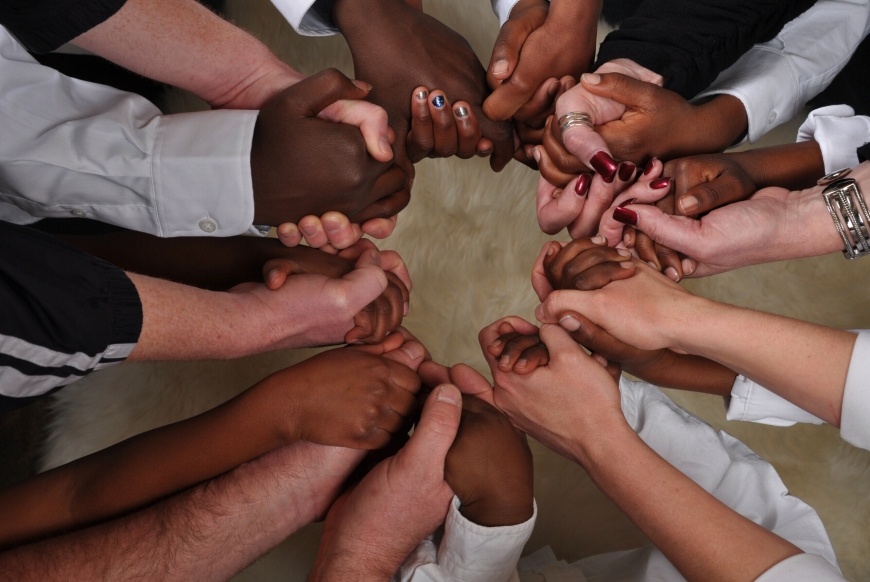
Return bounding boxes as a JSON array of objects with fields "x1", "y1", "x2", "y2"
[{"x1": 819, "y1": 169, "x2": 870, "y2": 259}]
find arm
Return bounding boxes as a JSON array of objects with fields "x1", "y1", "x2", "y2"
[
  {"x1": 0, "y1": 442, "x2": 365, "y2": 582},
  {"x1": 0, "y1": 337, "x2": 425, "y2": 550}
]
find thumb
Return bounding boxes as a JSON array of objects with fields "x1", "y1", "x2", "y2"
[
  {"x1": 538, "y1": 322, "x2": 586, "y2": 359},
  {"x1": 535, "y1": 289, "x2": 591, "y2": 324},
  {"x1": 400, "y1": 384, "x2": 463, "y2": 469},
  {"x1": 330, "y1": 249, "x2": 389, "y2": 315},
  {"x1": 580, "y1": 72, "x2": 660, "y2": 110},
  {"x1": 676, "y1": 174, "x2": 753, "y2": 216},
  {"x1": 450, "y1": 363, "x2": 496, "y2": 408},
  {"x1": 615, "y1": 204, "x2": 703, "y2": 257},
  {"x1": 293, "y1": 68, "x2": 370, "y2": 118}
]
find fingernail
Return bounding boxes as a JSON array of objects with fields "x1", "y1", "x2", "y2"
[
  {"x1": 436, "y1": 384, "x2": 462, "y2": 406},
  {"x1": 650, "y1": 177, "x2": 671, "y2": 190},
  {"x1": 404, "y1": 302, "x2": 409, "y2": 316},
  {"x1": 278, "y1": 223, "x2": 298, "y2": 238},
  {"x1": 300, "y1": 223, "x2": 318, "y2": 237},
  {"x1": 618, "y1": 162, "x2": 636, "y2": 182},
  {"x1": 574, "y1": 173, "x2": 592, "y2": 197},
  {"x1": 559, "y1": 315, "x2": 581, "y2": 331},
  {"x1": 478, "y1": 147, "x2": 491, "y2": 156},
  {"x1": 665, "y1": 267, "x2": 680, "y2": 282},
  {"x1": 623, "y1": 198, "x2": 637, "y2": 205},
  {"x1": 623, "y1": 232, "x2": 631, "y2": 246},
  {"x1": 493, "y1": 59, "x2": 509, "y2": 75},
  {"x1": 379, "y1": 136, "x2": 391, "y2": 156},
  {"x1": 431, "y1": 95, "x2": 445, "y2": 108},
  {"x1": 590, "y1": 151, "x2": 618, "y2": 183},
  {"x1": 546, "y1": 242, "x2": 557, "y2": 256},
  {"x1": 352, "y1": 79, "x2": 373, "y2": 91},
  {"x1": 613, "y1": 207, "x2": 638, "y2": 226},
  {"x1": 415, "y1": 90, "x2": 428, "y2": 100},
  {"x1": 500, "y1": 355, "x2": 510, "y2": 367},
  {"x1": 533, "y1": 147, "x2": 541, "y2": 163},
  {"x1": 620, "y1": 261, "x2": 636, "y2": 269},
  {"x1": 323, "y1": 217, "x2": 341, "y2": 233},
  {"x1": 516, "y1": 359, "x2": 528, "y2": 369},
  {"x1": 643, "y1": 157, "x2": 657, "y2": 175},
  {"x1": 267, "y1": 269, "x2": 280, "y2": 283},
  {"x1": 535, "y1": 304, "x2": 545, "y2": 321},
  {"x1": 547, "y1": 80, "x2": 559, "y2": 96},
  {"x1": 679, "y1": 195, "x2": 699, "y2": 214},
  {"x1": 617, "y1": 248, "x2": 630, "y2": 256},
  {"x1": 491, "y1": 338, "x2": 503, "y2": 347},
  {"x1": 401, "y1": 342, "x2": 423, "y2": 360},
  {"x1": 682, "y1": 258, "x2": 696, "y2": 275},
  {"x1": 582, "y1": 73, "x2": 601, "y2": 85},
  {"x1": 591, "y1": 235, "x2": 606, "y2": 244}
]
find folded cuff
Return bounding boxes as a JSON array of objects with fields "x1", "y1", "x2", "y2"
[
  {"x1": 269, "y1": 0, "x2": 339, "y2": 36},
  {"x1": 492, "y1": 0, "x2": 524, "y2": 27},
  {"x1": 755, "y1": 553, "x2": 843, "y2": 582},
  {"x1": 841, "y1": 331, "x2": 870, "y2": 451},
  {"x1": 151, "y1": 109, "x2": 258, "y2": 237},
  {"x1": 797, "y1": 105, "x2": 870, "y2": 174},
  {"x1": 725, "y1": 375, "x2": 824, "y2": 427}
]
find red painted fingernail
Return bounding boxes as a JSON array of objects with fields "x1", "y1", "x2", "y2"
[
  {"x1": 643, "y1": 157, "x2": 658, "y2": 175},
  {"x1": 613, "y1": 206, "x2": 638, "y2": 226},
  {"x1": 623, "y1": 198, "x2": 637, "y2": 205},
  {"x1": 574, "y1": 173, "x2": 592, "y2": 197},
  {"x1": 650, "y1": 177, "x2": 671, "y2": 190},
  {"x1": 590, "y1": 151, "x2": 618, "y2": 183},
  {"x1": 618, "y1": 162, "x2": 636, "y2": 181}
]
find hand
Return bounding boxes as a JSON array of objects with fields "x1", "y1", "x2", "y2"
[
  {"x1": 407, "y1": 88, "x2": 493, "y2": 162},
  {"x1": 483, "y1": 0, "x2": 598, "y2": 123},
  {"x1": 531, "y1": 237, "x2": 636, "y2": 301},
  {"x1": 251, "y1": 69, "x2": 411, "y2": 227},
  {"x1": 308, "y1": 384, "x2": 463, "y2": 581},
  {"x1": 333, "y1": 0, "x2": 514, "y2": 171},
  {"x1": 276, "y1": 213, "x2": 398, "y2": 252}
]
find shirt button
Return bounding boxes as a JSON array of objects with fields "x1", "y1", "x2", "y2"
[
  {"x1": 199, "y1": 218, "x2": 217, "y2": 233},
  {"x1": 71, "y1": 209, "x2": 86, "y2": 217},
  {"x1": 768, "y1": 112, "x2": 777, "y2": 124}
]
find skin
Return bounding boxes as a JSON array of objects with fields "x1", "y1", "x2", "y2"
[
  {"x1": 450, "y1": 319, "x2": 804, "y2": 582},
  {"x1": 535, "y1": 262, "x2": 858, "y2": 426},
  {"x1": 0, "y1": 335, "x2": 425, "y2": 550}
]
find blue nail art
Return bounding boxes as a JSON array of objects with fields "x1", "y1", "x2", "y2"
[{"x1": 431, "y1": 95, "x2": 445, "y2": 108}]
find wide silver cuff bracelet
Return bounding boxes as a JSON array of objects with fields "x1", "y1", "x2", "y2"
[{"x1": 819, "y1": 169, "x2": 870, "y2": 259}]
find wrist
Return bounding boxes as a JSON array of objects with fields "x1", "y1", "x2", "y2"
[
  {"x1": 663, "y1": 294, "x2": 719, "y2": 354},
  {"x1": 208, "y1": 59, "x2": 304, "y2": 110},
  {"x1": 568, "y1": 418, "x2": 638, "y2": 471},
  {"x1": 695, "y1": 95, "x2": 747, "y2": 153},
  {"x1": 548, "y1": 0, "x2": 601, "y2": 26},
  {"x1": 788, "y1": 184, "x2": 852, "y2": 259}
]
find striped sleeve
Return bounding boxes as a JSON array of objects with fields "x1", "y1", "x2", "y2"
[{"x1": 0, "y1": 220, "x2": 142, "y2": 412}]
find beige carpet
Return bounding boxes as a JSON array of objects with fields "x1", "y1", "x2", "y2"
[{"x1": 42, "y1": 0, "x2": 870, "y2": 579}]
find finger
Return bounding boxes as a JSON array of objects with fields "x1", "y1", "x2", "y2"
[
  {"x1": 349, "y1": 167, "x2": 411, "y2": 224},
  {"x1": 535, "y1": 289, "x2": 594, "y2": 325},
  {"x1": 426, "y1": 91, "x2": 457, "y2": 158},
  {"x1": 321, "y1": 212, "x2": 363, "y2": 250},
  {"x1": 298, "y1": 216, "x2": 330, "y2": 249},
  {"x1": 531, "y1": 240, "x2": 563, "y2": 301},
  {"x1": 515, "y1": 120, "x2": 545, "y2": 147},
  {"x1": 362, "y1": 215, "x2": 398, "y2": 239},
  {"x1": 537, "y1": 322, "x2": 589, "y2": 361},
  {"x1": 332, "y1": 249, "x2": 389, "y2": 316},
  {"x1": 337, "y1": 238, "x2": 378, "y2": 260},
  {"x1": 408, "y1": 87, "x2": 434, "y2": 163},
  {"x1": 535, "y1": 145, "x2": 577, "y2": 189},
  {"x1": 449, "y1": 364, "x2": 496, "y2": 408},
  {"x1": 262, "y1": 258, "x2": 299, "y2": 290},
  {"x1": 623, "y1": 225, "x2": 637, "y2": 249},
  {"x1": 676, "y1": 174, "x2": 755, "y2": 216},
  {"x1": 634, "y1": 231, "x2": 661, "y2": 271},
  {"x1": 513, "y1": 78, "x2": 559, "y2": 126},
  {"x1": 614, "y1": 161, "x2": 637, "y2": 190},
  {"x1": 497, "y1": 334, "x2": 544, "y2": 372},
  {"x1": 543, "y1": 236, "x2": 607, "y2": 288},
  {"x1": 379, "y1": 249, "x2": 413, "y2": 293},
  {"x1": 453, "y1": 101, "x2": 481, "y2": 159},
  {"x1": 384, "y1": 273, "x2": 408, "y2": 327},
  {"x1": 319, "y1": 99, "x2": 394, "y2": 162},
  {"x1": 399, "y1": 383, "x2": 463, "y2": 472},
  {"x1": 608, "y1": 203, "x2": 703, "y2": 258},
  {"x1": 476, "y1": 137, "x2": 494, "y2": 158},
  {"x1": 655, "y1": 242, "x2": 683, "y2": 282},
  {"x1": 567, "y1": 172, "x2": 615, "y2": 239},
  {"x1": 536, "y1": 172, "x2": 591, "y2": 235},
  {"x1": 542, "y1": 114, "x2": 588, "y2": 175},
  {"x1": 564, "y1": 257, "x2": 636, "y2": 291},
  {"x1": 295, "y1": 68, "x2": 371, "y2": 118},
  {"x1": 419, "y1": 360, "x2": 451, "y2": 388},
  {"x1": 579, "y1": 71, "x2": 664, "y2": 110},
  {"x1": 382, "y1": 349, "x2": 427, "y2": 389},
  {"x1": 484, "y1": 10, "x2": 547, "y2": 115},
  {"x1": 477, "y1": 110, "x2": 515, "y2": 172},
  {"x1": 560, "y1": 311, "x2": 630, "y2": 359},
  {"x1": 513, "y1": 342, "x2": 549, "y2": 374},
  {"x1": 598, "y1": 177, "x2": 672, "y2": 244},
  {"x1": 276, "y1": 223, "x2": 303, "y2": 247}
]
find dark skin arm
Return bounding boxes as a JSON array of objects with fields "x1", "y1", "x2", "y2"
[{"x1": 0, "y1": 336, "x2": 424, "y2": 551}]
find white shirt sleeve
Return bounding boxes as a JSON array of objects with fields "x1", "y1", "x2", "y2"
[
  {"x1": 840, "y1": 331, "x2": 870, "y2": 450},
  {"x1": 755, "y1": 553, "x2": 846, "y2": 582},
  {"x1": 269, "y1": 0, "x2": 340, "y2": 36},
  {"x1": 693, "y1": 0, "x2": 870, "y2": 144},
  {"x1": 491, "y1": 0, "x2": 524, "y2": 27},
  {"x1": 396, "y1": 496, "x2": 536, "y2": 582},
  {"x1": 797, "y1": 105, "x2": 870, "y2": 174},
  {"x1": 0, "y1": 26, "x2": 261, "y2": 238},
  {"x1": 725, "y1": 375, "x2": 824, "y2": 427}
]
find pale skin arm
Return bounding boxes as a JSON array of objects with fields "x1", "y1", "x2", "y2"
[{"x1": 0, "y1": 442, "x2": 365, "y2": 582}]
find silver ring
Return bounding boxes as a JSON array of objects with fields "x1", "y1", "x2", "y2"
[
  {"x1": 558, "y1": 112, "x2": 593, "y2": 136},
  {"x1": 818, "y1": 167, "x2": 851, "y2": 186}
]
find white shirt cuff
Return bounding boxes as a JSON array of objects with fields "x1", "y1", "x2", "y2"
[
  {"x1": 755, "y1": 553, "x2": 844, "y2": 582},
  {"x1": 725, "y1": 375, "x2": 824, "y2": 427},
  {"x1": 797, "y1": 105, "x2": 870, "y2": 174},
  {"x1": 694, "y1": 47, "x2": 800, "y2": 144},
  {"x1": 438, "y1": 496, "x2": 536, "y2": 582},
  {"x1": 492, "y1": 0, "x2": 524, "y2": 27},
  {"x1": 270, "y1": 0, "x2": 339, "y2": 36},
  {"x1": 840, "y1": 331, "x2": 870, "y2": 450},
  {"x1": 151, "y1": 109, "x2": 259, "y2": 237}
]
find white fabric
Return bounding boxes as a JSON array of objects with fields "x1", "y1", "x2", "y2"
[
  {"x1": 492, "y1": 0, "x2": 524, "y2": 27},
  {"x1": 0, "y1": 26, "x2": 261, "y2": 238},
  {"x1": 514, "y1": 378, "x2": 840, "y2": 582},
  {"x1": 797, "y1": 105, "x2": 870, "y2": 174},
  {"x1": 269, "y1": 0, "x2": 339, "y2": 36},
  {"x1": 755, "y1": 552, "x2": 845, "y2": 582},
  {"x1": 395, "y1": 496, "x2": 536, "y2": 582},
  {"x1": 726, "y1": 374, "x2": 824, "y2": 427},
  {"x1": 694, "y1": 0, "x2": 870, "y2": 144},
  {"x1": 840, "y1": 331, "x2": 870, "y2": 450}
]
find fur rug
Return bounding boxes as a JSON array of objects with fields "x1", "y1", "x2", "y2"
[{"x1": 42, "y1": 0, "x2": 870, "y2": 579}]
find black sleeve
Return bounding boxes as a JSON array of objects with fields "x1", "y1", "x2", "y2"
[
  {"x1": 0, "y1": 0, "x2": 128, "y2": 54},
  {"x1": 0, "y1": 220, "x2": 142, "y2": 414},
  {"x1": 595, "y1": 0, "x2": 817, "y2": 99}
]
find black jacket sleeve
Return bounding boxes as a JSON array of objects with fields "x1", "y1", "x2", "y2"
[
  {"x1": 595, "y1": 0, "x2": 817, "y2": 99},
  {"x1": 0, "y1": 221, "x2": 142, "y2": 413},
  {"x1": 0, "y1": 0, "x2": 128, "y2": 54}
]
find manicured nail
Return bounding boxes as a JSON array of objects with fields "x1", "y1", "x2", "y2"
[
  {"x1": 574, "y1": 173, "x2": 592, "y2": 197},
  {"x1": 617, "y1": 248, "x2": 631, "y2": 256},
  {"x1": 679, "y1": 195, "x2": 700, "y2": 214},
  {"x1": 323, "y1": 217, "x2": 341, "y2": 233},
  {"x1": 620, "y1": 261, "x2": 636, "y2": 269},
  {"x1": 613, "y1": 206, "x2": 638, "y2": 226},
  {"x1": 493, "y1": 59, "x2": 509, "y2": 75},
  {"x1": 665, "y1": 267, "x2": 680, "y2": 282},
  {"x1": 643, "y1": 157, "x2": 657, "y2": 175},
  {"x1": 650, "y1": 177, "x2": 671, "y2": 190},
  {"x1": 618, "y1": 162, "x2": 636, "y2": 182},
  {"x1": 352, "y1": 79, "x2": 373, "y2": 91},
  {"x1": 623, "y1": 198, "x2": 637, "y2": 206},
  {"x1": 454, "y1": 106, "x2": 468, "y2": 118},
  {"x1": 590, "y1": 151, "x2": 618, "y2": 183},
  {"x1": 432, "y1": 95, "x2": 445, "y2": 108},
  {"x1": 559, "y1": 315, "x2": 581, "y2": 331},
  {"x1": 415, "y1": 90, "x2": 428, "y2": 100},
  {"x1": 436, "y1": 384, "x2": 461, "y2": 406},
  {"x1": 591, "y1": 235, "x2": 606, "y2": 244},
  {"x1": 516, "y1": 359, "x2": 528, "y2": 369},
  {"x1": 582, "y1": 72, "x2": 601, "y2": 85}
]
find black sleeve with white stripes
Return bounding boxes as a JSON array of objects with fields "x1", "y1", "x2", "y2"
[{"x1": 0, "y1": 221, "x2": 142, "y2": 413}]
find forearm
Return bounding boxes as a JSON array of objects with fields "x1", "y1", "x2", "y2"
[
  {"x1": 0, "y1": 379, "x2": 288, "y2": 549},
  {"x1": 667, "y1": 297, "x2": 856, "y2": 426},
  {"x1": 627, "y1": 351, "x2": 736, "y2": 396},
  {"x1": 573, "y1": 425, "x2": 801, "y2": 582},
  {"x1": 688, "y1": 94, "x2": 748, "y2": 155},
  {"x1": 72, "y1": 0, "x2": 302, "y2": 109},
  {"x1": 0, "y1": 443, "x2": 361, "y2": 582},
  {"x1": 733, "y1": 141, "x2": 825, "y2": 190}
]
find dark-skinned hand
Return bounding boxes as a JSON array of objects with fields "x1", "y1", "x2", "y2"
[
  {"x1": 333, "y1": 0, "x2": 514, "y2": 171},
  {"x1": 251, "y1": 68, "x2": 411, "y2": 226}
]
